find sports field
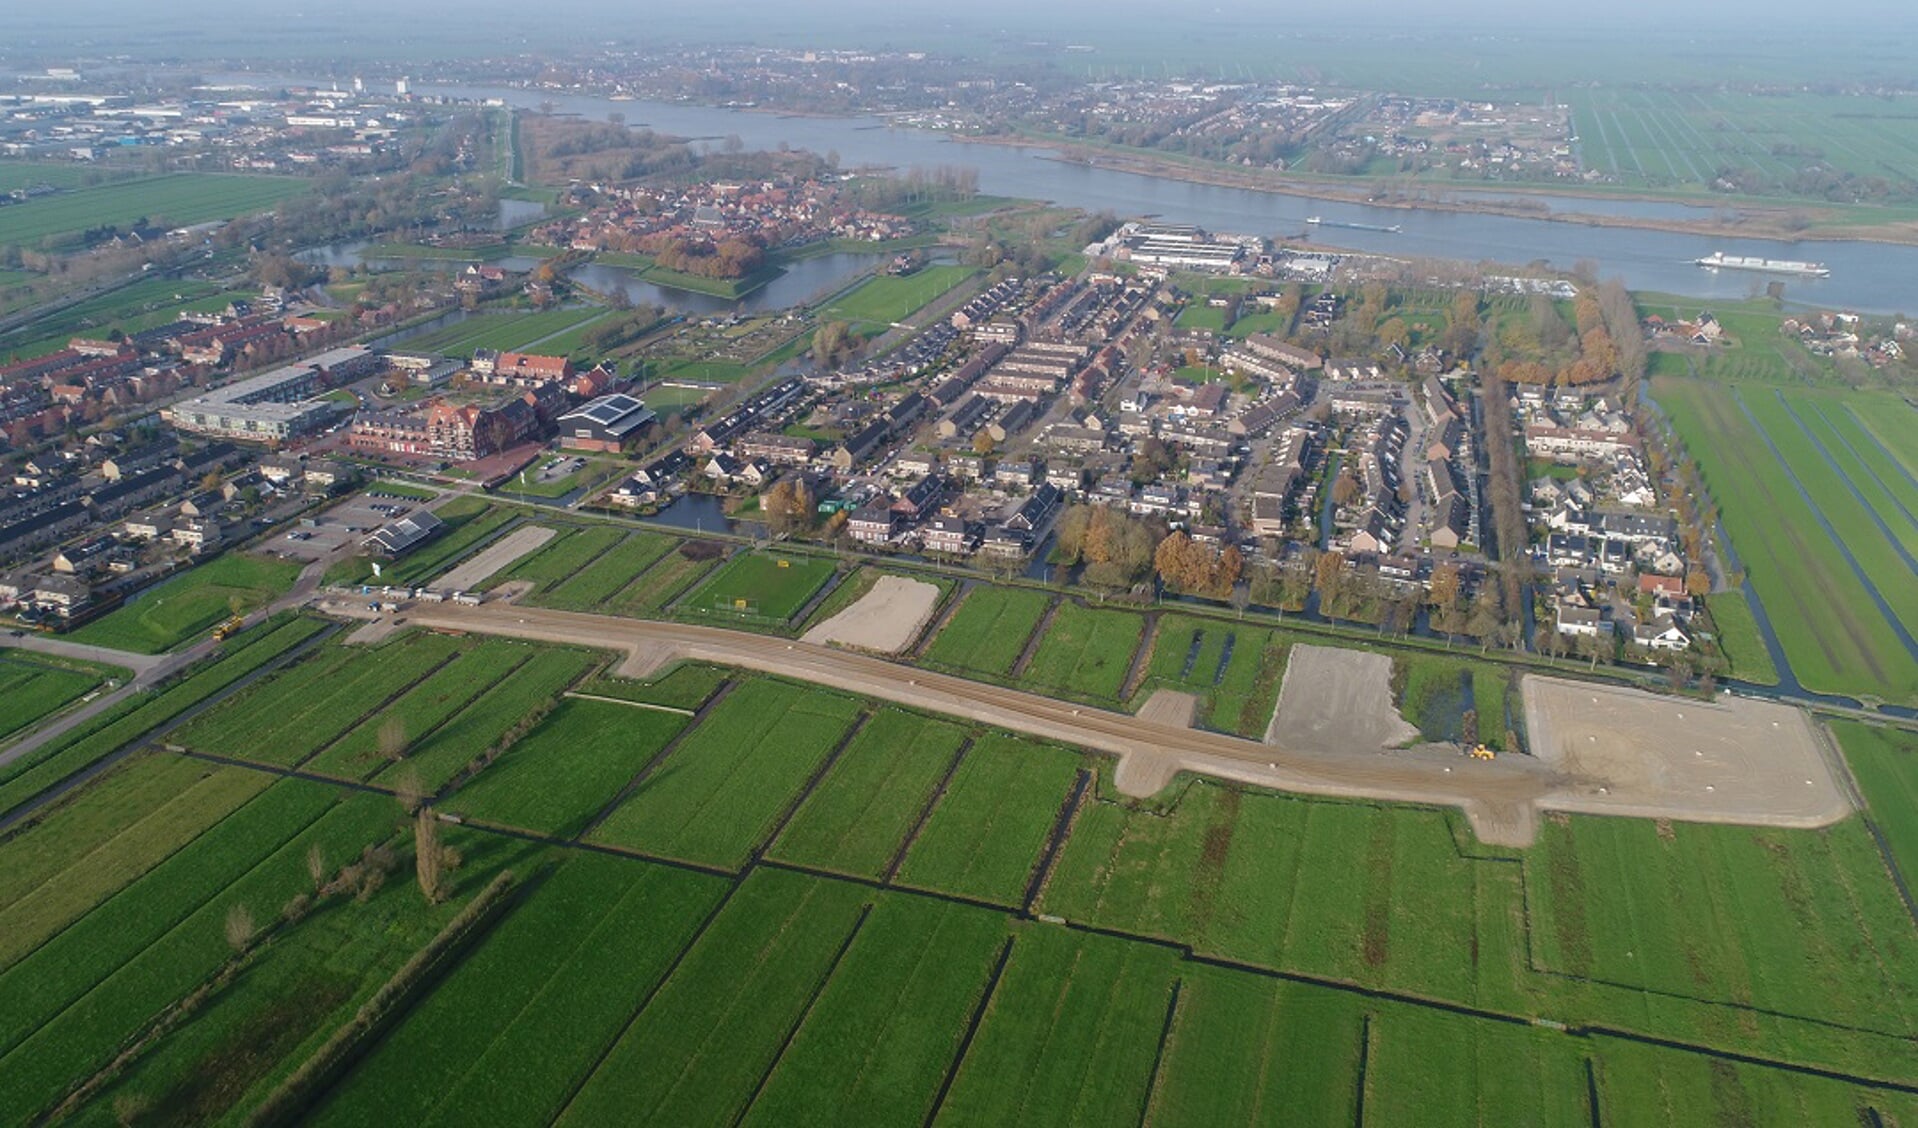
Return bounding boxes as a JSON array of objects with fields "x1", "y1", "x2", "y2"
[
  {"x1": 679, "y1": 551, "x2": 837, "y2": 624},
  {"x1": 5, "y1": 619, "x2": 1918, "y2": 1123},
  {"x1": 397, "y1": 307, "x2": 605, "y2": 357},
  {"x1": 1653, "y1": 376, "x2": 1918, "y2": 703},
  {"x1": 818, "y1": 264, "x2": 974, "y2": 328},
  {"x1": 66, "y1": 553, "x2": 302, "y2": 654}
]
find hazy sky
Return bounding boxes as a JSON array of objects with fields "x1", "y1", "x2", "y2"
[
  {"x1": 11, "y1": 0, "x2": 1918, "y2": 35},
  {"x1": 4, "y1": 0, "x2": 1915, "y2": 85}
]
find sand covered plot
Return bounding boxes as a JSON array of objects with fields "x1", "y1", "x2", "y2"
[
  {"x1": 801, "y1": 576, "x2": 942, "y2": 654},
  {"x1": 1265, "y1": 645, "x2": 1420, "y2": 754},
  {"x1": 1525, "y1": 677, "x2": 1851, "y2": 829},
  {"x1": 433, "y1": 525, "x2": 553, "y2": 592}
]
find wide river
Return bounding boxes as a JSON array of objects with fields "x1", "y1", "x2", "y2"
[{"x1": 407, "y1": 82, "x2": 1918, "y2": 314}]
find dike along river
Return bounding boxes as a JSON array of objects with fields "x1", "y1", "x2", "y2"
[{"x1": 414, "y1": 82, "x2": 1918, "y2": 314}]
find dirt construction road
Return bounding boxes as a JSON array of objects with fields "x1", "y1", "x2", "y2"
[
  {"x1": 330, "y1": 598, "x2": 1571, "y2": 843},
  {"x1": 323, "y1": 598, "x2": 1854, "y2": 847}
]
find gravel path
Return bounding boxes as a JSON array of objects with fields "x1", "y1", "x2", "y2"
[{"x1": 432, "y1": 525, "x2": 555, "y2": 592}]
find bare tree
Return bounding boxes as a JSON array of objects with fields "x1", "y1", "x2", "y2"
[
  {"x1": 416, "y1": 808, "x2": 445, "y2": 904},
  {"x1": 378, "y1": 717, "x2": 409, "y2": 763},
  {"x1": 224, "y1": 903, "x2": 257, "y2": 952},
  {"x1": 393, "y1": 767, "x2": 426, "y2": 814}
]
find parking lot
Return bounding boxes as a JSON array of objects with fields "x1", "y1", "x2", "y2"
[{"x1": 268, "y1": 490, "x2": 433, "y2": 563}]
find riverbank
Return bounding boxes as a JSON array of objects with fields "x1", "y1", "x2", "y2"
[
  {"x1": 950, "y1": 128, "x2": 1918, "y2": 248},
  {"x1": 589, "y1": 252, "x2": 785, "y2": 299}
]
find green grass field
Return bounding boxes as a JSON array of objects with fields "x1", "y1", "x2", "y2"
[
  {"x1": 526, "y1": 530, "x2": 676, "y2": 610},
  {"x1": 1740, "y1": 390, "x2": 1918, "y2": 639},
  {"x1": 921, "y1": 586, "x2": 1052, "y2": 678},
  {"x1": 311, "y1": 854, "x2": 726, "y2": 1128},
  {"x1": 452, "y1": 697, "x2": 687, "y2": 837},
  {"x1": 0, "y1": 757, "x2": 270, "y2": 968},
  {"x1": 0, "y1": 614, "x2": 325, "y2": 818},
  {"x1": 1022, "y1": 601, "x2": 1146, "y2": 702},
  {"x1": 938, "y1": 924, "x2": 1178, "y2": 1124},
  {"x1": 1528, "y1": 813, "x2": 1918, "y2": 1038},
  {"x1": 0, "y1": 163, "x2": 118, "y2": 192},
  {"x1": 67, "y1": 553, "x2": 302, "y2": 654},
  {"x1": 80, "y1": 817, "x2": 518, "y2": 1125},
  {"x1": 1570, "y1": 87, "x2": 1918, "y2": 198},
  {"x1": 6, "y1": 610, "x2": 1918, "y2": 1122},
  {"x1": 587, "y1": 679, "x2": 864, "y2": 867},
  {"x1": 369, "y1": 645, "x2": 593, "y2": 791},
  {"x1": 554, "y1": 867, "x2": 869, "y2": 1125},
  {"x1": 8, "y1": 547, "x2": 1918, "y2": 1125},
  {"x1": 393, "y1": 306, "x2": 604, "y2": 357},
  {"x1": 173, "y1": 631, "x2": 467, "y2": 768},
  {"x1": 0, "y1": 779, "x2": 395, "y2": 1120},
  {"x1": 1395, "y1": 653, "x2": 1514, "y2": 749},
  {"x1": 1146, "y1": 965, "x2": 1364, "y2": 1124},
  {"x1": 1136, "y1": 614, "x2": 1288, "y2": 737},
  {"x1": 739, "y1": 895, "x2": 1004, "y2": 1127},
  {"x1": 1836, "y1": 722, "x2": 1918, "y2": 883},
  {"x1": 680, "y1": 551, "x2": 837, "y2": 624},
  {"x1": 1042, "y1": 782, "x2": 1513, "y2": 1002},
  {"x1": 301, "y1": 639, "x2": 534, "y2": 780},
  {"x1": 605, "y1": 545, "x2": 723, "y2": 616},
  {"x1": 1174, "y1": 302, "x2": 1229, "y2": 331},
  {"x1": 818, "y1": 264, "x2": 974, "y2": 328},
  {"x1": 1654, "y1": 376, "x2": 1918, "y2": 703},
  {"x1": 769, "y1": 708, "x2": 970, "y2": 877},
  {"x1": 573, "y1": 662, "x2": 730, "y2": 712},
  {"x1": 0, "y1": 173, "x2": 308, "y2": 248},
  {"x1": 895, "y1": 734, "x2": 1083, "y2": 904},
  {"x1": 1705, "y1": 588, "x2": 1781, "y2": 685},
  {"x1": 0, "y1": 653, "x2": 106, "y2": 741},
  {"x1": 494, "y1": 524, "x2": 625, "y2": 591}
]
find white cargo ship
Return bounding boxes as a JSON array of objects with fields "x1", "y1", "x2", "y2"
[{"x1": 1695, "y1": 251, "x2": 1830, "y2": 278}]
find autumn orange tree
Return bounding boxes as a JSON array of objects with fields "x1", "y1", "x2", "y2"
[{"x1": 1153, "y1": 531, "x2": 1244, "y2": 598}]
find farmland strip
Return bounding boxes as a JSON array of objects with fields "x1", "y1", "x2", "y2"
[
  {"x1": 730, "y1": 904, "x2": 873, "y2": 1126},
  {"x1": 750, "y1": 709, "x2": 870, "y2": 861},
  {"x1": 1137, "y1": 978, "x2": 1184, "y2": 1127},
  {"x1": 573, "y1": 680, "x2": 737, "y2": 840},
  {"x1": 922, "y1": 936, "x2": 1016, "y2": 1127},
  {"x1": 1009, "y1": 596, "x2": 1062, "y2": 678},
  {"x1": 885, "y1": 736, "x2": 974, "y2": 883},
  {"x1": 1023, "y1": 768, "x2": 1092, "y2": 915},
  {"x1": 1732, "y1": 390, "x2": 1918, "y2": 662}
]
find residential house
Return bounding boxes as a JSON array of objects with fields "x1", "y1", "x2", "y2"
[{"x1": 922, "y1": 516, "x2": 980, "y2": 556}]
